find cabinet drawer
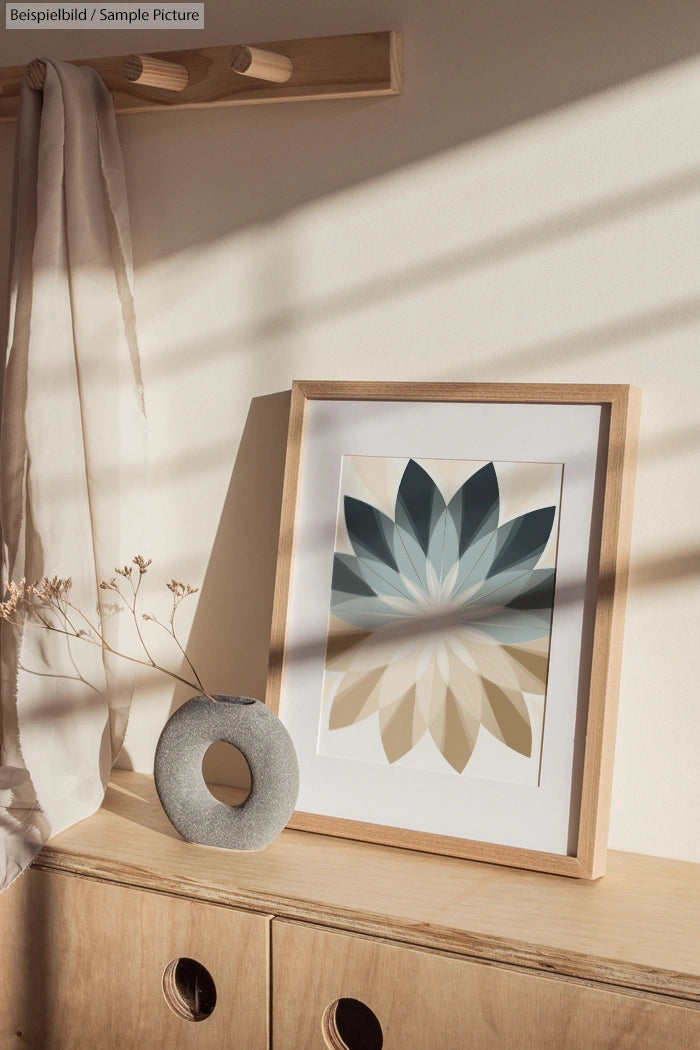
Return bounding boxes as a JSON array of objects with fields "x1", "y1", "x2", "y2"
[
  {"x1": 271, "y1": 919, "x2": 700, "y2": 1050},
  {"x1": 1, "y1": 867, "x2": 269, "y2": 1050}
]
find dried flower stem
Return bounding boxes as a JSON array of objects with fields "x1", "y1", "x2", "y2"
[{"x1": 0, "y1": 557, "x2": 215, "y2": 701}]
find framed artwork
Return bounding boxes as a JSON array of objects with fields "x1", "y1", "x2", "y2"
[{"x1": 267, "y1": 382, "x2": 640, "y2": 878}]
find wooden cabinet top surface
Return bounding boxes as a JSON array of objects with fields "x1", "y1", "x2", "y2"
[{"x1": 35, "y1": 770, "x2": 700, "y2": 1002}]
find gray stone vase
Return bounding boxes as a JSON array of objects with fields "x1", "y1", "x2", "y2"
[{"x1": 154, "y1": 695, "x2": 299, "y2": 851}]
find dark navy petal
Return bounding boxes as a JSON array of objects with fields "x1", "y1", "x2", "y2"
[
  {"x1": 487, "y1": 506, "x2": 555, "y2": 578},
  {"x1": 447, "y1": 462, "x2": 500, "y2": 557},
  {"x1": 331, "y1": 553, "x2": 376, "y2": 598},
  {"x1": 395, "y1": 460, "x2": 446, "y2": 555},
  {"x1": 344, "y1": 496, "x2": 398, "y2": 571},
  {"x1": 505, "y1": 568, "x2": 556, "y2": 611}
]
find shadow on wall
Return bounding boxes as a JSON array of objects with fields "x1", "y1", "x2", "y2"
[
  {"x1": 154, "y1": 390, "x2": 291, "y2": 784},
  {"x1": 128, "y1": 166, "x2": 700, "y2": 385},
  {"x1": 3, "y1": 0, "x2": 700, "y2": 325},
  {"x1": 185, "y1": 389, "x2": 291, "y2": 703},
  {"x1": 117, "y1": 0, "x2": 700, "y2": 265}
]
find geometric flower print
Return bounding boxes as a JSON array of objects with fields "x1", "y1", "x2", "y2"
[{"x1": 320, "y1": 457, "x2": 561, "y2": 776}]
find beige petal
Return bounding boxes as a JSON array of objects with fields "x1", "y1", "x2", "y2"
[
  {"x1": 502, "y1": 640, "x2": 551, "y2": 695},
  {"x1": 324, "y1": 627, "x2": 374, "y2": 669},
  {"x1": 452, "y1": 633, "x2": 523, "y2": 694},
  {"x1": 379, "y1": 683, "x2": 424, "y2": 763},
  {"x1": 480, "y1": 678, "x2": 532, "y2": 757},
  {"x1": 328, "y1": 667, "x2": 385, "y2": 730},
  {"x1": 444, "y1": 648, "x2": 487, "y2": 724},
  {"x1": 378, "y1": 655, "x2": 427, "y2": 712},
  {"x1": 429, "y1": 686, "x2": 481, "y2": 773},
  {"x1": 415, "y1": 655, "x2": 448, "y2": 726},
  {"x1": 326, "y1": 624, "x2": 424, "y2": 674}
]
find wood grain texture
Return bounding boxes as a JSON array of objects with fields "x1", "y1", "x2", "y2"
[
  {"x1": 284, "y1": 810, "x2": 590, "y2": 877},
  {"x1": 271, "y1": 920, "x2": 700, "y2": 1050},
  {"x1": 0, "y1": 864, "x2": 270, "y2": 1049},
  {"x1": 30, "y1": 770, "x2": 700, "y2": 1002},
  {"x1": 577, "y1": 385, "x2": 642, "y2": 877},
  {"x1": 0, "y1": 32, "x2": 402, "y2": 122},
  {"x1": 265, "y1": 381, "x2": 641, "y2": 878},
  {"x1": 267, "y1": 382, "x2": 309, "y2": 717},
  {"x1": 122, "y1": 55, "x2": 190, "y2": 91},
  {"x1": 230, "y1": 46, "x2": 294, "y2": 84},
  {"x1": 285, "y1": 380, "x2": 637, "y2": 404}
]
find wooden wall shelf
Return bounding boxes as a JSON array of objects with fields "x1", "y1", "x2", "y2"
[{"x1": 0, "y1": 30, "x2": 402, "y2": 122}]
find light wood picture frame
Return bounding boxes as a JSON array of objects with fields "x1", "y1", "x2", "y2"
[{"x1": 267, "y1": 382, "x2": 640, "y2": 878}]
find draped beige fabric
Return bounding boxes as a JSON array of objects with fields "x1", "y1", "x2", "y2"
[{"x1": 0, "y1": 61, "x2": 146, "y2": 890}]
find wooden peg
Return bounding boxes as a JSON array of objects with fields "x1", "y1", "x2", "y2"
[
  {"x1": 122, "y1": 54, "x2": 189, "y2": 91},
  {"x1": 230, "y1": 45, "x2": 293, "y2": 84},
  {"x1": 25, "y1": 59, "x2": 47, "y2": 90}
]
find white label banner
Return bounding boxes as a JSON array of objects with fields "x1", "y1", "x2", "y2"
[{"x1": 5, "y1": 4, "x2": 204, "y2": 28}]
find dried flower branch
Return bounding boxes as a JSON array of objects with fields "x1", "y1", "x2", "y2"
[{"x1": 0, "y1": 556, "x2": 215, "y2": 701}]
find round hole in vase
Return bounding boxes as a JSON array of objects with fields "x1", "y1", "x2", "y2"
[
  {"x1": 322, "y1": 997, "x2": 384, "y2": 1050},
  {"x1": 162, "y1": 957, "x2": 217, "y2": 1022},
  {"x1": 201, "y1": 740, "x2": 252, "y2": 804},
  {"x1": 154, "y1": 695, "x2": 299, "y2": 851}
]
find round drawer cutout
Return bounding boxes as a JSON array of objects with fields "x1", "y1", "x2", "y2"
[
  {"x1": 162, "y1": 957, "x2": 217, "y2": 1022},
  {"x1": 322, "y1": 997, "x2": 383, "y2": 1050}
]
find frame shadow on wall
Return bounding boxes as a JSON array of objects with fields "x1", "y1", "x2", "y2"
[{"x1": 169, "y1": 389, "x2": 292, "y2": 787}]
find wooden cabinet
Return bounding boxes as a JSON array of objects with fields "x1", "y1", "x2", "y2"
[
  {"x1": 1, "y1": 866, "x2": 269, "y2": 1049},
  {"x1": 271, "y1": 920, "x2": 700, "y2": 1050},
  {"x1": 1, "y1": 770, "x2": 698, "y2": 1049}
]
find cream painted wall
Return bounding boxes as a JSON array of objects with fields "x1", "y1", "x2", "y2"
[{"x1": 1, "y1": 1, "x2": 699, "y2": 863}]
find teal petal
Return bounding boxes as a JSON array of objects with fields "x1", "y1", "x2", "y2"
[
  {"x1": 466, "y1": 568, "x2": 555, "y2": 613},
  {"x1": 329, "y1": 594, "x2": 410, "y2": 631},
  {"x1": 452, "y1": 528, "x2": 499, "y2": 596},
  {"x1": 468, "y1": 607, "x2": 553, "y2": 644},
  {"x1": 352, "y1": 549, "x2": 414, "y2": 601},
  {"x1": 427, "y1": 505, "x2": 461, "y2": 582},
  {"x1": 393, "y1": 524, "x2": 429, "y2": 591}
]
